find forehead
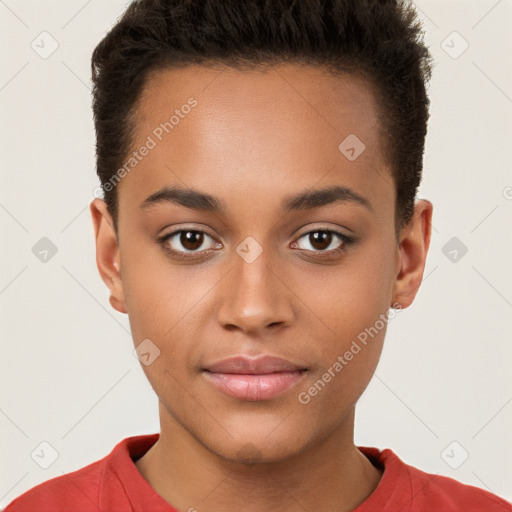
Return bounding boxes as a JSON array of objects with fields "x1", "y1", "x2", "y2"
[
  {"x1": 119, "y1": 63, "x2": 394, "y2": 217},
  {"x1": 135, "y1": 63, "x2": 381, "y2": 150}
]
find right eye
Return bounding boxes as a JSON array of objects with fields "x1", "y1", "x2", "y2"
[{"x1": 158, "y1": 229, "x2": 223, "y2": 260}]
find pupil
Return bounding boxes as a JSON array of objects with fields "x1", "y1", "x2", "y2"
[
  {"x1": 310, "y1": 231, "x2": 331, "y2": 250},
  {"x1": 181, "y1": 231, "x2": 203, "y2": 250}
]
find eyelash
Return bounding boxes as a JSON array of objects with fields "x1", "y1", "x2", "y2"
[{"x1": 157, "y1": 227, "x2": 355, "y2": 261}]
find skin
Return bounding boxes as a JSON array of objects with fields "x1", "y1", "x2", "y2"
[{"x1": 90, "y1": 63, "x2": 432, "y2": 512}]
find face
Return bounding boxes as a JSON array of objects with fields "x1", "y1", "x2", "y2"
[{"x1": 92, "y1": 63, "x2": 432, "y2": 463}]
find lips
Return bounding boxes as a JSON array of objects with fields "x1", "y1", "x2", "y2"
[
  {"x1": 202, "y1": 355, "x2": 307, "y2": 401},
  {"x1": 204, "y1": 355, "x2": 307, "y2": 374}
]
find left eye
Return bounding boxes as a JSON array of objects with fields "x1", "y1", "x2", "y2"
[{"x1": 294, "y1": 230, "x2": 349, "y2": 252}]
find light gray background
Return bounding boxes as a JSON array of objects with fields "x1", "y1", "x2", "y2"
[{"x1": 1, "y1": 0, "x2": 511, "y2": 507}]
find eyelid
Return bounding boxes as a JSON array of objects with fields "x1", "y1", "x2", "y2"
[
  {"x1": 293, "y1": 221, "x2": 354, "y2": 237},
  {"x1": 159, "y1": 224, "x2": 219, "y2": 241},
  {"x1": 295, "y1": 223, "x2": 352, "y2": 238}
]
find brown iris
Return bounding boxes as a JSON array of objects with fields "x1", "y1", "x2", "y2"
[
  {"x1": 180, "y1": 231, "x2": 204, "y2": 251},
  {"x1": 309, "y1": 231, "x2": 333, "y2": 251}
]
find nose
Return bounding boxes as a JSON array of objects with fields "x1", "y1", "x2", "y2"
[{"x1": 215, "y1": 247, "x2": 295, "y2": 336}]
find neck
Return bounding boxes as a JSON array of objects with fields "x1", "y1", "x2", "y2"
[{"x1": 135, "y1": 405, "x2": 382, "y2": 512}]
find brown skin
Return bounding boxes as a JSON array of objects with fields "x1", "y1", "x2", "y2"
[{"x1": 90, "y1": 63, "x2": 432, "y2": 512}]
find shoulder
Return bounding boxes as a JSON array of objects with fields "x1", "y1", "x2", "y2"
[
  {"x1": 3, "y1": 434, "x2": 158, "y2": 512},
  {"x1": 2, "y1": 457, "x2": 105, "y2": 512},
  {"x1": 359, "y1": 447, "x2": 511, "y2": 512},
  {"x1": 405, "y1": 461, "x2": 511, "y2": 511}
]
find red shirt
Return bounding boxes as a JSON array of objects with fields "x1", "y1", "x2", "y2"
[{"x1": 4, "y1": 433, "x2": 510, "y2": 511}]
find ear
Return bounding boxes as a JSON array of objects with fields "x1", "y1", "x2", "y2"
[
  {"x1": 391, "y1": 199, "x2": 433, "y2": 309},
  {"x1": 90, "y1": 198, "x2": 127, "y2": 314}
]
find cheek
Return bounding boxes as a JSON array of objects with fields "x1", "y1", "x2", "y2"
[
  {"x1": 296, "y1": 337, "x2": 384, "y2": 430},
  {"x1": 294, "y1": 236, "x2": 395, "y2": 402},
  {"x1": 119, "y1": 244, "x2": 225, "y2": 392},
  {"x1": 302, "y1": 239, "x2": 396, "y2": 341},
  {"x1": 120, "y1": 241, "x2": 201, "y2": 340},
  {"x1": 292, "y1": 268, "x2": 389, "y2": 427}
]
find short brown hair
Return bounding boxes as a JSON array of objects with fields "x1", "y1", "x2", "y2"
[{"x1": 91, "y1": 0, "x2": 433, "y2": 233}]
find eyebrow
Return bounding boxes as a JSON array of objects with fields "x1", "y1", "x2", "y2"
[{"x1": 140, "y1": 185, "x2": 372, "y2": 213}]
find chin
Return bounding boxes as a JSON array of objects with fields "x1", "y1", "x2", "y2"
[
  {"x1": 227, "y1": 442, "x2": 301, "y2": 466},
  {"x1": 202, "y1": 426, "x2": 310, "y2": 466}
]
